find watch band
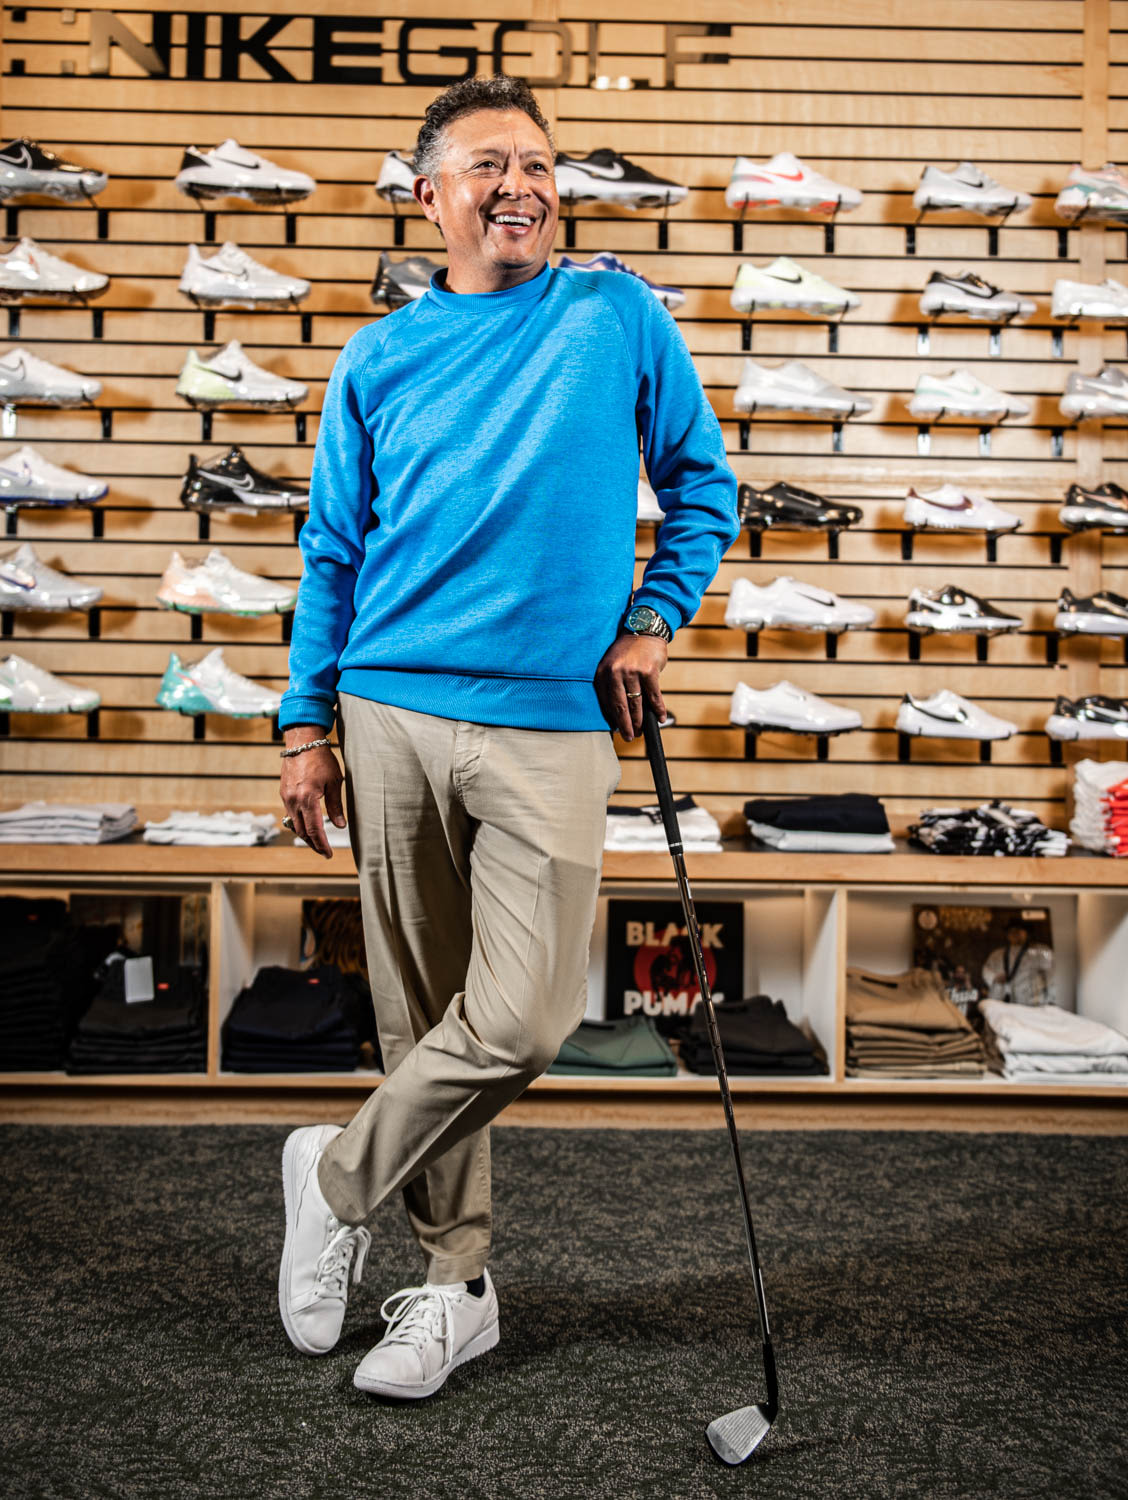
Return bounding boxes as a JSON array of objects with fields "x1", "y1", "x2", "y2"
[{"x1": 623, "y1": 605, "x2": 673, "y2": 642}]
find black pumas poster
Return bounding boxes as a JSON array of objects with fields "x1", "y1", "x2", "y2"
[{"x1": 605, "y1": 899, "x2": 744, "y2": 1034}]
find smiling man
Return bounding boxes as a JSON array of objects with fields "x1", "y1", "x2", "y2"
[{"x1": 276, "y1": 75, "x2": 737, "y2": 1401}]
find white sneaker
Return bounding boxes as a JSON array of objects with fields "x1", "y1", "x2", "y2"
[
  {"x1": 0, "y1": 652, "x2": 99, "y2": 712},
  {"x1": 179, "y1": 243, "x2": 310, "y2": 309},
  {"x1": 1060, "y1": 366, "x2": 1128, "y2": 420},
  {"x1": 176, "y1": 139, "x2": 315, "y2": 204},
  {"x1": 896, "y1": 688, "x2": 1016, "y2": 740},
  {"x1": 637, "y1": 476, "x2": 663, "y2": 523},
  {"x1": 0, "y1": 542, "x2": 101, "y2": 611},
  {"x1": 729, "y1": 679, "x2": 862, "y2": 734},
  {"x1": 156, "y1": 646, "x2": 282, "y2": 717},
  {"x1": 903, "y1": 484, "x2": 1022, "y2": 532},
  {"x1": 905, "y1": 585, "x2": 1022, "y2": 635},
  {"x1": 156, "y1": 549, "x2": 297, "y2": 617},
  {"x1": 176, "y1": 340, "x2": 307, "y2": 410},
  {"x1": 909, "y1": 368, "x2": 1030, "y2": 420},
  {"x1": 726, "y1": 152, "x2": 862, "y2": 214},
  {"x1": 725, "y1": 576, "x2": 874, "y2": 633},
  {"x1": 1051, "y1": 278, "x2": 1128, "y2": 321},
  {"x1": 913, "y1": 162, "x2": 1031, "y2": 216},
  {"x1": 730, "y1": 257, "x2": 859, "y2": 316},
  {"x1": 279, "y1": 1124, "x2": 371, "y2": 1357},
  {"x1": 918, "y1": 272, "x2": 1035, "y2": 323},
  {"x1": 354, "y1": 1272, "x2": 500, "y2": 1399},
  {"x1": 735, "y1": 359, "x2": 872, "y2": 416},
  {"x1": 1055, "y1": 163, "x2": 1128, "y2": 223},
  {"x1": 0, "y1": 444, "x2": 108, "y2": 505},
  {"x1": 374, "y1": 150, "x2": 417, "y2": 203},
  {"x1": 0, "y1": 347, "x2": 100, "y2": 406},
  {"x1": 0, "y1": 236, "x2": 108, "y2": 301}
]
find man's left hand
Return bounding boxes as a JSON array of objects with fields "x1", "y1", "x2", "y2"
[{"x1": 595, "y1": 632, "x2": 668, "y2": 741}]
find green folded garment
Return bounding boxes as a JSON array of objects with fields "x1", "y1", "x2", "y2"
[{"x1": 548, "y1": 1016, "x2": 678, "y2": 1077}]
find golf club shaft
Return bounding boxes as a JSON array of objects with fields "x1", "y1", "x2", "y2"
[{"x1": 641, "y1": 705, "x2": 777, "y2": 1396}]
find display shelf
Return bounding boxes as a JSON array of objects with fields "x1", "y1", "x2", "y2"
[{"x1": 3, "y1": 842, "x2": 1126, "y2": 1118}]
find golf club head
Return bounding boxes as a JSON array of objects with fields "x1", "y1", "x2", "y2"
[{"x1": 706, "y1": 1403, "x2": 773, "y2": 1465}]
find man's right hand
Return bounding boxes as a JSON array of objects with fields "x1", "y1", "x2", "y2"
[{"x1": 280, "y1": 725, "x2": 346, "y2": 860}]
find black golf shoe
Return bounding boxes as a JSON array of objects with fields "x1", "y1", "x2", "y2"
[
  {"x1": 370, "y1": 252, "x2": 443, "y2": 310},
  {"x1": 738, "y1": 480, "x2": 862, "y2": 533},
  {"x1": 181, "y1": 447, "x2": 310, "y2": 513},
  {"x1": 1055, "y1": 587, "x2": 1128, "y2": 636},
  {"x1": 1045, "y1": 694, "x2": 1128, "y2": 740},
  {"x1": 1059, "y1": 481, "x2": 1128, "y2": 532}
]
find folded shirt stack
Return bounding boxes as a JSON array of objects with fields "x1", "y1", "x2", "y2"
[
  {"x1": 605, "y1": 795, "x2": 723, "y2": 852},
  {"x1": 143, "y1": 810, "x2": 279, "y2": 846},
  {"x1": 0, "y1": 800, "x2": 138, "y2": 843},
  {"x1": 847, "y1": 968, "x2": 987, "y2": 1078},
  {"x1": 65, "y1": 956, "x2": 207, "y2": 1074},
  {"x1": 744, "y1": 794, "x2": 893, "y2": 853},
  {"x1": 1069, "y1": 759, "x2": 1128, "y2": 856},
  {"x1": 221, "y1": 964, "x2": 378, "y2": 1073},
  {"x1": 548, "y1": 1016, "x2": 678, "y2": 1077},
  {"x1": 979, "y1": 1000, "x2": 1128, "y2": 1083},
  {"x1": 681, "y1": 994, "x2": 828, "y2": 1075},
  {"x1": 908, "y1": 801, "x2": 1069, "y2": 857},
  {"x1": 0, "y1": 897, "x2": 114, "y2": 1070}
]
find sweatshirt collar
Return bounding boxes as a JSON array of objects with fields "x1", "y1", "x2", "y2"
[{"x1": 425, "y1": 261, "x2": 552, "y2": 313}]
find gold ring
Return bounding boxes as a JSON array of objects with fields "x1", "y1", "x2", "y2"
[
  {"x1": 626, "y1": 691, "x2": 642, "y2": 698},
  {"x1": 282, "y1": 815, "x2": 294, "y2": 831}
]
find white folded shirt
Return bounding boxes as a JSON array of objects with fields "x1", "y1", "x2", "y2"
[
  {"x1": 747, "y1": 820, "x2": 895, "y2": 854},
  {"x1": 999, "y1": 1052, "x2": 1128, "y2": 1075},
  {"x1": 143, "y1": 810, "x2": 279, "y2": 845},
  {"x1": 0, "y1": 800, "x2": 137, "y2": 842},
  {"x1": 980, "y1": 1000, "x2": 1128, "y2": 1057}
]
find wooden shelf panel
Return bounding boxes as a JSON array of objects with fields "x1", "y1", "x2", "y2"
[{"x1": 2, "y1": 840, "x2": 1125, "y2": 887}]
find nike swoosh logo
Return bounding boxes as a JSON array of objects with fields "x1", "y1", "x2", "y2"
[
  {"x1": 919, "y1": 705, "x2": 969, "y2": 723},
  {"x1": 766, "y1": 168, "x2": 805, "y2": 182},
  {"x1": 216, "y1": 154, "x2": 260, "y2": 169},
  {"x1": 570, "y1": 160, "x2": 625, "y2": 180},
  {"x1": 922, "y1": 496, "x2": 974, "y2": 510},
  {"x1": 198, "y1": 470, "x2": 255, "y2": 488},
  {"x1": 0, "y1": 145, "x2": 32, "y2": 169},
  {"x1": 766, "y1": 272, "x2": 803, "y2": 284},
  {"x1": 796, "y1": 588, "x2": 833, "y2": 605}
]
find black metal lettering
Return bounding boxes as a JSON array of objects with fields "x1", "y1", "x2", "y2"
[
  {"x1": 312, "y1": 16, "x2": 383, "y2": 85},
  {"x1": 219, "y1": 14, "x2": 297, "y2": 83},
  {"x1": 396, "y1": 19, "x2": 476, "y2": 86}
]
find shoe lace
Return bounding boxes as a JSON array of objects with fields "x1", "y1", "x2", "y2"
[
  {"x1": 313, "y1": 1221, "x2": 371, "y2": 1301},
  {"x1": 378, "y1": 1283, "x2": 456, "y2": 1362}
]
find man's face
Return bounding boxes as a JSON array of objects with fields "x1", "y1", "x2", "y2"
[{"x1": 416, "y1": 108, "x2": 558, "y2": 292}]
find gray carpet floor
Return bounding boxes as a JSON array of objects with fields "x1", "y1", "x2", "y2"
[{"x1": 1, "y1": 1126, "x2": 1126, "y2": 1499}]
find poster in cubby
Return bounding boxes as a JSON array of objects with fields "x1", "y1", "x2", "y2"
[
  {"x1": 912, "y1": 904, "x2": 1056, "y2": 1016},
  {"x1": 604, "y1": 899, "x2": 743, "y2": 1034}
]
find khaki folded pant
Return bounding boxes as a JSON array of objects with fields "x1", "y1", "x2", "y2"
[{"x1": 318, "y1": 693, "x2": 620, "y2": 1284}]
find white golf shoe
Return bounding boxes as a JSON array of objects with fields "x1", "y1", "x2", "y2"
[
  {"x1": 903, "y1": 484, "x2": 1022, "y2": 533},
  {"x1": 374, "y1": 150, "x2": 417, "y2": 203},
  {"x1": 0, "y1": 652, "x2": 99, "y2": 712},
  {"x1": 176, "y1": 340, "x2": 307, "y2": 410},
  {"x1": 909, "y1": 368, "x2": 1030, "y2": 420},
  {"x1": 896, "y1": 688, "x2": 1016, "y2": 741},
  {"x1": 729, "y1": 679, "x2": 862, "y2": 734},
  {"x1": 913, "y1": 162, "x2": 1031, "y2": 217},
  {"x1": 725, "y1": 576, "x2": 874, "y2": 633},
  {"x1": 730, "y1": 257, "x2": 859, "y2": 316},
  {"x1": 734, "y1": 359, "x2": 872, "y2": 417},
  {"x1": 156, "y1": 549, "x2": 297, "y2": 617},
  {"x1": 176, "y1": 139, "x2": 315, "y2": 204},
  {"x1": 279, "y1": 1124, "x2": 371, "y2": 1357},
  {"x1": 1052, "y1": 278, "x2": 1128, "y2": 322},
  {"x1": 179, "y1": 243, "x2": 310, "y2": 309},
  {"x1": 354, "y1": 1272, "x2": 500, "y2": 1399},
  {"x1": 0, "y1": 542, "x2": 102, "y2": 612},
  {"x1": 726, "y1": 152, "x2": 862, "y2": 214}
]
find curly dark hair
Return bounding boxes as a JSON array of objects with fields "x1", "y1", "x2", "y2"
[{"x1": 413, "y1": 74, "x2": 554, "y2": 182}]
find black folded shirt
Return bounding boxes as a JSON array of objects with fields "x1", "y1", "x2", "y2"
[
  {"x1": 681, "y1": 994, "x2": 828, "y2": 1076},
  {"x1": 743, "y1": 794, "x2": 889, "y2": 836}
]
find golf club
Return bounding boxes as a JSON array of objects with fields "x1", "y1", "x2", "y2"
[{"x1": 641, "y1": 700, "x2": 779, "y2": 1465}]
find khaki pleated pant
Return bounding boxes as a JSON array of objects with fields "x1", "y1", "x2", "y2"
[{"x1": 317, "y1": 693, "x2": 620, "y2": 1284}]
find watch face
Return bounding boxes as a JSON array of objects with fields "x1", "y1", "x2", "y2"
[{"x1": 628, "y1": 607, "x2": 658, "y2": 632}]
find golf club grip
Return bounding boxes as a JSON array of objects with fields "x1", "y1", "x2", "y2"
[{"x1": 641, "y1": 703, "x2": 682, "y2": 852}]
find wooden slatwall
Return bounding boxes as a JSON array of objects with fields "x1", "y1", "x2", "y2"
[{"x1": 0, "y1": 0, "x2": 1125, "y2": 835}]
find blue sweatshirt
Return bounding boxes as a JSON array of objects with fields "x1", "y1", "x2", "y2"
[{"x1": 279, "y1": 262, "x2": 738, "y2": 733}]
